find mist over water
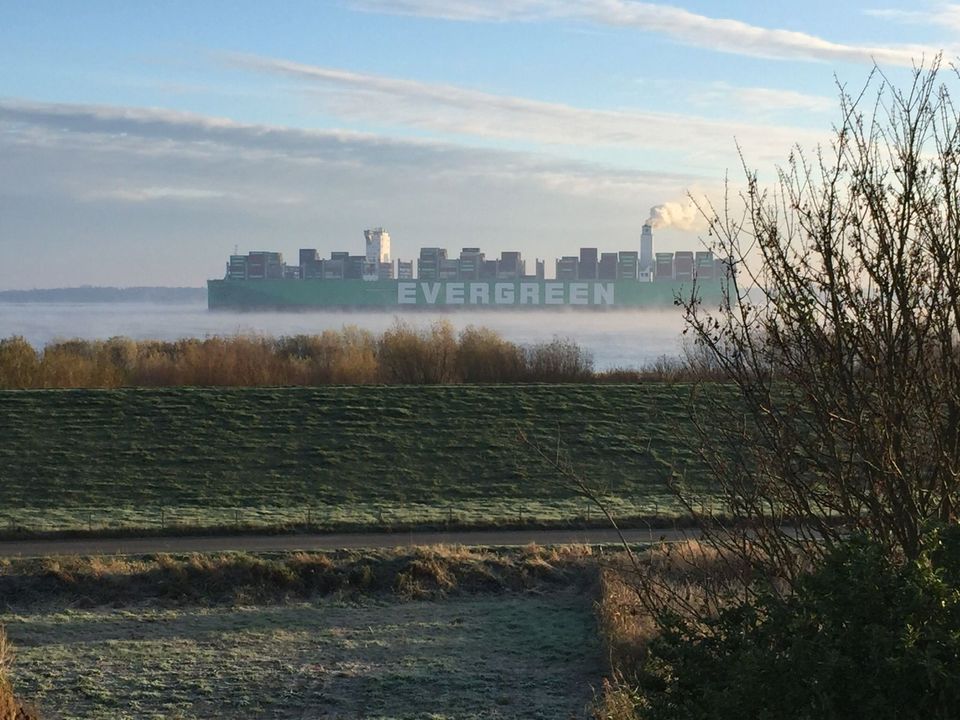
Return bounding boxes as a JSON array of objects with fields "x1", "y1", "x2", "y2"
[{"x1": 0, "y1": 303, "x2": 690, "y2": 370}]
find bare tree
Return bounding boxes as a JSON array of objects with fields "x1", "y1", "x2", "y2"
[{"x1": 679, "y1": 60, "x2": 960, "y2": 583}]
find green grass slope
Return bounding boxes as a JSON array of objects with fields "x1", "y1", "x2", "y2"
[{"x1": 0, "y1": 385, "x2": 719, "y2": 534}]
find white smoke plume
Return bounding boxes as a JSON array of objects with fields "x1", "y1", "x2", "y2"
[{"x1": 645, "y1": 200, "x2": 706, "y2": 231}]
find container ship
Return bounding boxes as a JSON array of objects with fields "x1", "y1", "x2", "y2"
[{"x1": 207, "y1": 226, "x2": 727, "y2": 310}]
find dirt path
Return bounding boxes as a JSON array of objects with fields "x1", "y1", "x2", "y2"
[{"x1": 0, "y1": 527, "x2": 692, "y2": 558}]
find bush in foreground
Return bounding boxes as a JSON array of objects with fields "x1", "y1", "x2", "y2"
[{"x1": 634, "y1": 528, "x2": 960, "y2": 720}]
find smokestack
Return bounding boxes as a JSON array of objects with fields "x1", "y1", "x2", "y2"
[{"x1": 640, "y1": 224, "x2": 654, "y2": 271}]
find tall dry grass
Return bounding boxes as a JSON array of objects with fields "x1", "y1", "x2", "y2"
[
  {"x1": 0, "y1": 627, "x2": 37, "y2": 720},
  {"x1": 0, "y1": 322, "x2": 600, "y2": 388},
  {"x1": 593, "y1": 541, "x2": 752, "y2": 720},
  {"x1": 0, "y1": 545, "x2": 595, "y2": 608}
]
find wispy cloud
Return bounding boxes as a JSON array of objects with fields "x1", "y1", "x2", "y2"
[
  {"x1": 80, "y1": 186, "x2": 270, "y2": 204},
  {"x1": 347, "y1": 0, "x2": 553, "y2": 21},
  {"x1": 866, "y1": 3, "x2": 960, "y2": 31},
  {"x1": 226, "y1": 53, "x2": 826, "y2": 166},
  {"x1": 0, "y1": 96, "x2": 719, "y2": 287},
  {"x1": 699, "y1": 83, "x2": 836, "y2": 115},
  {"x1": 349, "y1": 0, "x2": 943, "y2": 67},
  {"x1": 0, "y1": 96, "x2": 701, "y2": 197}
]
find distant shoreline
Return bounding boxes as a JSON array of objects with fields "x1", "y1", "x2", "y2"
[{"x1": 0, "y1": 287, "x2": 206, "y2": 304}]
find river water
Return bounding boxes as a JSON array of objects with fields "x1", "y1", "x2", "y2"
[{"x1": 0, "y1": 302, "x2": 691, "y2": 370}]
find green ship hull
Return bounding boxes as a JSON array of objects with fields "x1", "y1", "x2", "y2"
[{"x1": 208, "y1": 278, "x2": 725, "y2": 310}]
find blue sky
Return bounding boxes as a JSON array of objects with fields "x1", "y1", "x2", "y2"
[{"x1": 0, "y1": 1, "x2": 956, "y2": 288}]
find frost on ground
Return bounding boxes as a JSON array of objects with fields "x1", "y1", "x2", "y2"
[{"x1": 3, "y1": 591, "x2": 601, "y2": 719}]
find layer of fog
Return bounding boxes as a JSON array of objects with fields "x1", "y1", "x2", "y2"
[{"x1": 0, "y1": 303, "x2": 691, "y2": 370}]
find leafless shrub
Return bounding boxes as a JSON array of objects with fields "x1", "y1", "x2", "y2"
[
  {"x1": 595, "y1": 339, "x2": 728, "y2": 384},
  {"x1": 674, "y1": 61, "x2": 960, "y2": 587},
  {"x1": 0, "y1": 326, "x2": 604, "y2": 386},
  {"x1": 377, "y1": 319, "x2": 459, "y2": 384},
  {"x1": 523, "y1": 337, "x2": 594, "y2": 382},
  {"x1": 273, "y1": 328, "x2": 379, "y2": 384},
  {"x1": 0, "y1": 338, "x2": 38, "y2": 389},
  {"x1": 456, "y1": 325, "x2": 525, "y2": 382}
]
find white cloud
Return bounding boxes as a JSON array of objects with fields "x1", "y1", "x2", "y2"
[
  {"x1": 726, "y1": 86, "x2": 834, "y2": 114},
  {"x1": 700, "y1": 83, "x2": 836, "y2": 115},
  {"x1": 0, "y1": 96, "x2": 722, "y2": 287},
  {"x1": 349, "y1": 0, "x2": 945, "y2": 67},
  {"x1": 226, "y1": 53, "x2": 827, "y2": 166},
  {"x1": 0, "y1": 96, "x2": 705, "y2": 198},
  {"x1": 347, "y1": 0, "x2": 553, "y2": 21},
  {"x1": 866, "y1": 4, "x2": 960, "y2": 31},
  {"x1": 84, "y1": 186, "x2": 239, "y2": 203}
]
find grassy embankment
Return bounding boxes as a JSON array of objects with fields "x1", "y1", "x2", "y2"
[
  {"x1": 0, "y1": 385, "x2": 724, "y2": 537},
  {"x1": 0, "y1": 546, "x2": 603, "y2": 719}
]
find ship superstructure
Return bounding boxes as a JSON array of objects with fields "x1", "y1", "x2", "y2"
[{"x1": 209, "y1": 226, "x2": 728, "y2": 310}]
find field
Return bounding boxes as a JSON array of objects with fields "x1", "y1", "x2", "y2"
[
  {"x1": 0, "y1": 385, "x2": 724, "y2": 536},
  {"x1": 5, "y1": 596, "x2": 601, "y2": 719},
  {"x1": 0, "y1": 547, "x2": 604, "y2": 719}
]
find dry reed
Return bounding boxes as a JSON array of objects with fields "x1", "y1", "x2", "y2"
[
  {"x1": 592, "y1": 541, "x2": 754, "y2": 720},
  {"x1": 0, "y1": 322, "x2": 602, "y2": 388},
  {"x1": 0, "y1": 627, "x2": 38, "y2": 720},
  {"x1": 0, "y1": 545, "x2": 596, "y2": 609}
]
